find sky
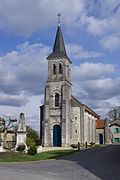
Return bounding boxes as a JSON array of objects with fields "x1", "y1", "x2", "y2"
[{"x1": 0, "y1": 0, "x2": 120, "y2": 131}]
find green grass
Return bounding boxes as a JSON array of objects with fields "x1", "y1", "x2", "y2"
[{"x1": 0, "y1": 150, "x2": 75, "y2": 162}]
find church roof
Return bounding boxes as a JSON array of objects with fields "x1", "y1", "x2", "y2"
[
  {"x1": 71, "y1": 96, "x2": 100, "y2": 118},
  {"x1": 47, "y1": 25, "x2": 72, "y2": 63},
  {"x1": 83, "y1": 104, "x2": 100, "y2": 118},
  {"x1": 71, "y1": 96, "x2": 83, "y2": 107}
]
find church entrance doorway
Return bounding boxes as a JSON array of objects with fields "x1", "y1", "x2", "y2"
[
  {"x1": 99, "y1": 134, "x2": 103, "y2": 144},
  {"x1": 53, "y1": 125, "x2": 61, "y2": 146}
]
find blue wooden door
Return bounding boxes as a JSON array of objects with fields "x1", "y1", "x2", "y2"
[
  {"x1": 53, "y1": 125, "x2": 61, "y2": 146},
  {"x1": 99, "y1": 134, "x2": 103, "y2": 144}
]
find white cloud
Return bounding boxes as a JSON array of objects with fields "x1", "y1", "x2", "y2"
[
  {"x1": 0, "y1": 94, "x2": 28, "y2": 107},
  {"x1": 72, "y1": 62, "x2": 116, "y2": 80},
  {"x1": 80, "y1": 16, "x2": 108, "y2": 36},
  {"x1": 83, "y1": 78, "x2": 120, "y2": 99},
  {"x1": 86, "y1": 0, "x2": 120, "y2": 18},
  {"x1": 0, "y1": 41, "x2": 50, "y2": 106},
  {"x1": 100, "y1": 34, "x2": 120, "y2": 51},
  {"x1": 0, "y1": 0, "x2": 119, "y2": 38},
  {"x1": 73, "y1": 78, "x2": 117, "y2": 102},
  {"x1": 0, "y1": 0, "x2": 85, "y2": 36},
  {"x1": 80, "y1": 0, "x2": 120, "y2": 36},
  {"x1": 67, "y1": 44, "x2": 102, "y2": 59},
  {"x1": 72, "y1": 63, "x2": 120, "y2": 118},
  {"x1": 0, "y1": 0, "x2": 120, "y2": 56},
  {"x1": 72, "y1": 78, "x2": 120, "y2": 118}
]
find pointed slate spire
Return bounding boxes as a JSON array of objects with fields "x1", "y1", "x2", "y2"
[
  {"x1": 52, "y1": 25, "x2": 67, "y2": 56},
  {"x1": 47, "y1": 16, "x2": 71, "y2": 63}
]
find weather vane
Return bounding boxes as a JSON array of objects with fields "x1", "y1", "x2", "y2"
[{"x1": 57, "y1": 13, "x2": 61, "y2": 26}]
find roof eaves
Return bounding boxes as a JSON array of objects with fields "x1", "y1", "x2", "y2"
[{"x1": 83, "y1": 104, "x2": 100, "y2": 118}]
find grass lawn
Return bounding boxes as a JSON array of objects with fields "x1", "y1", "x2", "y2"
[{"x1": 0, "y1": 150, "x2": 75, "y2": 162}]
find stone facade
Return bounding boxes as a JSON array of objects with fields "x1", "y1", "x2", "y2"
[
  {"x1": 96, "y1": 129, "x2": 105, "y2": 144},
  {"x1": 40, "y1": 24, "x2": 100, "y2": 147},
  {"x1": 109, "y1": 120, "x2": 120, "y2": 143}
]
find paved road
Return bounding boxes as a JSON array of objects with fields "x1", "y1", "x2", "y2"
[{"x1": 0, "y1": 145, "x2": 120, "y2": 180}]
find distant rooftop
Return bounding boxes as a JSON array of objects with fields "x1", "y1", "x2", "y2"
[{"x1": 96, "y1": 119, "x2": 105, "y2": 129}]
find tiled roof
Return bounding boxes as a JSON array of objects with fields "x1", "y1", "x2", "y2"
[{"x1": 96, "y1": 119, "x2": 105, "y2": 129}]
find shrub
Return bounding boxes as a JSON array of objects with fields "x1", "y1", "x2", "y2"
[
  {"x1": 26, "y1": 126, "x2": 39, "y2": 146},
  {"x1": 16, "y1": 144, "x2": 25, "y2": 152},
  {"x1": 28, "y1": 145, "x2": 37, "y2": 155},
  {"x1": 26, "y1": 137, "x2": 35, "y2": 147}
]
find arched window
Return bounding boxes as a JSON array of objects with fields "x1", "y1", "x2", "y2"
[
  {"x1": 53, "y1": 64, "x2": 56, "y2": 75},
  {"x1": 55, "y1": 93, "x2": 59, "y2": 107},
  {"x1": 59, "y1": 64, "x2": 63, "y2": 74}
]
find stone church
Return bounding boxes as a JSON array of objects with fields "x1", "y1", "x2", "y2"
[{"x1": 40, "y1": 22, "x2": 100, "y2": 147}]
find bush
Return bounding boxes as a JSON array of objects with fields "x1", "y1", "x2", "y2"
[
  {"x1": 28, "y1": 145, "x2": 37, "y2": 155},
  {"x1": 26, "y1": 137, "x2": 35, "y2": 147},
  {"x1": 26, "y1": 126, "x2": 39, "y2": 146},
  {"x1": 16, "y1": 144, "x2": 25, "y2": 152}
]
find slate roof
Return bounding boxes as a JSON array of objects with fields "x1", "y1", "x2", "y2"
[
  {"x1": 71, "y1": 96, "x2": 83, "y2": 107},
  {"x1": 47, "y1": 25, "x2": 72, "y2": 63}
]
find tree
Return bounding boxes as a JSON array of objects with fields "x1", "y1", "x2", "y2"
[
  {"x1": 26, "y1": 126, "x2": 39, "y2": 147},
  {"x1": 108, "y1": 106, "x2": 120, "y2": 121}
]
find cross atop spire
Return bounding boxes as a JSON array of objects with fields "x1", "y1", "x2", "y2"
[
  {"x1": 47, "y1": 15, "x2": 72, "y2": 63},
  {"x1": 57, "y1": 13, "x2": 61, "y2": 26}
]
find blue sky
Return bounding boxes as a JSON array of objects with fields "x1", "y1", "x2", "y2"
[{"x1": 0, "y1": 0, "x2": 120, "y2": 130}]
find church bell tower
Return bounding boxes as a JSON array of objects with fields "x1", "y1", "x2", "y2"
[{"x1": 43, "y1": 16, "x2": 72, "y2": 147}]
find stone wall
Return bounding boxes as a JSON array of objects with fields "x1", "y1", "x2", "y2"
[
  {"x1": 84, "y1": 112, "x2": 96, "y2": 144},
  {"x1": 71, "y1": 107, "x2": 81, "y2": 144}
]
